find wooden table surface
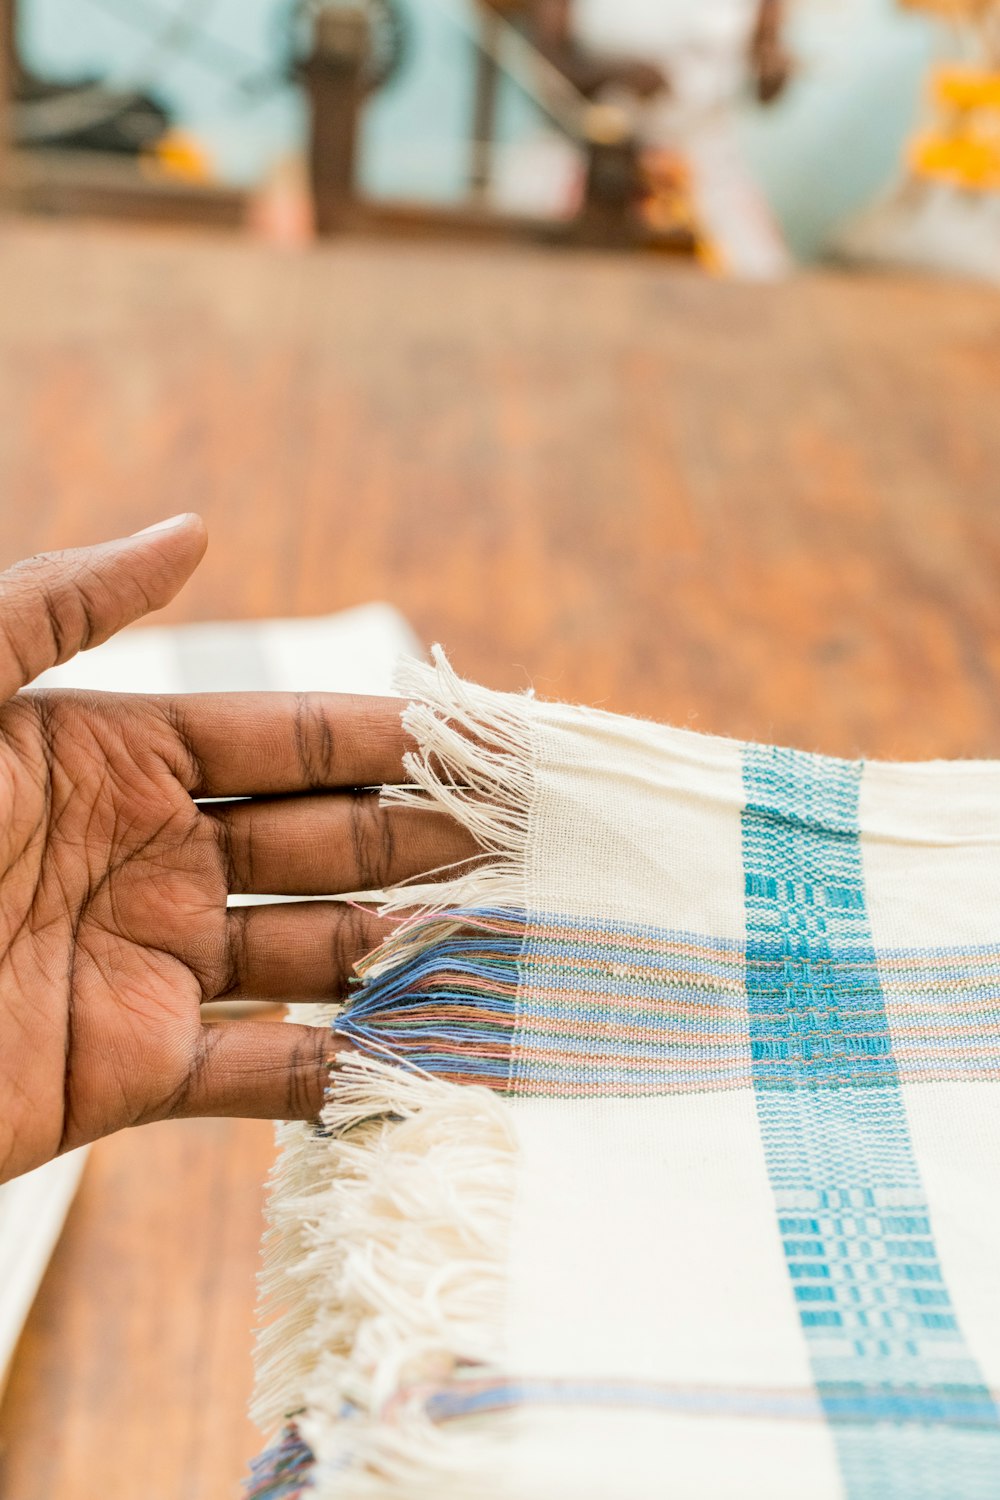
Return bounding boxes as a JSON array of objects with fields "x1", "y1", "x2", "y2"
[{"x1": 0, "y1": 220, "x2": 998, "y2": 1499}]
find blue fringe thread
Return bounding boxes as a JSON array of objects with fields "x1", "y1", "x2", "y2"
[
  {"x1": 245, "y1": 1424, "x2": 314, "y2": 1500},
  {"x1": 332, "y1": 908, "x2": 524, "y2": 1087}
]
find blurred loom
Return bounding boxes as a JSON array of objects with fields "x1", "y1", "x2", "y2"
[{"x1": 0, "y1": 0, "x2": 706, "y2": 257}]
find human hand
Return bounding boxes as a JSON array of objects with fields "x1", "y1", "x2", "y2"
[
  {"x1": 604, "y1": 57, "x2": 669, "y2": 101},
  {"x1": 752, "y1": 34, "x2": 792, "y2": 104},
  {"x1": 0, "y1": 517, "x2": 471, "y2": 1183},
  {"x1": 549, "y1": 44, "x2": 668, "y2": 102}
]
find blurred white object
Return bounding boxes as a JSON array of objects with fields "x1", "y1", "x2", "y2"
[
  {"x1": 832, "y1": 179, "x2": 1000, "y2": 285},
  {"x1": 0, "y1": 601, "x2": 421, "y2": 1388},
  {"x1": 490, "y1": 0, "x2": 790, "y2": 277},
  {"x1": 576, "y1": 0, "x2": 761, "y2": 124},
  {"x1": 0, "y1": 1151, "x2": 88, "y2": 1387},
  {"x1": 578, "y1": 0, "x2": 791, "y2": 278},
  {"x1": 684, "y1": 118, "x2": 792, "y2": 279},
  {"x1": 35, "y1": 601, "x2": 421, "y2": 696}
]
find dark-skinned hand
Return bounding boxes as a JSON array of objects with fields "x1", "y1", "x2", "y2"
[
  {"x1": 0, "y1": 516, "x2": 472, "y2": 1183},
  {"x1": 755, "y1": 33, "x2": 791, "y2": 105}
]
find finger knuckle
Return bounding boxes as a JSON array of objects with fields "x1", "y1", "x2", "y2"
[
  {"x1": 348, "y1": 794, "x2": 392, "y2": 891},
  {"x1": 293, "y1": 694, "x2": 336, "y2": 791},
  {"x1": 289, "y1": 1029, "x2": 331, "y2": 1119}
]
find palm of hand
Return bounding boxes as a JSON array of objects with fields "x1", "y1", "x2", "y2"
[{"x1": 0, "y1": 693, "x2": 222, "y2": 1178}]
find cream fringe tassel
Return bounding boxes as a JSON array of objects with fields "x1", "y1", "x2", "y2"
[
  {"x1": 378, "y1": 649, "x2": 536, "y2": 918},
  {"x1": 252, "y1": 650, "x2": 537, "y2": 1497}
]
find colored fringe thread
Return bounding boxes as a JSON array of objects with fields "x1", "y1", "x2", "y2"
[
  {"x1": 246, "y1": 1424, "x2": 315, "y2": 1500},
  {"x1": 334, "y1": 908, "x2": 527, "y2": 1088}
]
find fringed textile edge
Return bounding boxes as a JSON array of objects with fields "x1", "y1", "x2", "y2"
[
  {"x1": 334, "y1": 908, "x2": 526, "y2": 1088},
  {"x1": 251, "y1": 651, "x2": 538, "y2": 1497},
  {"x1": 252, "y1": 1056, "x2": 518, "y2": 1499},
  {"x1": 377, "y1": 648, "x2": 535, "y2": 917},
  {"x1": 252, "y1": 998, "x2": 342, "y2": 1441}
]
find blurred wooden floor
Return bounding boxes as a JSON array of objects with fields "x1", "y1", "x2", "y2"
[{"x1": 0, "y1": 221, "x2": 999, "y2": 1499}]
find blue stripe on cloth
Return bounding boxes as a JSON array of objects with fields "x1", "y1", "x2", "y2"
[
  {"x1": 336, "y1": 903, "x2": 1000, "y2": 1098},
  {"x1": 422, "y1": 1376, "x2": 1000, "y2": 1427},
  {"x1": 741, "y1": 744, "x2": 1000, "y2": 1496}
]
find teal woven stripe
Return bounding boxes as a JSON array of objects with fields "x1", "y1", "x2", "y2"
[{"x1": 741, "y1": 744, "x2": 1000, "y2": 1496}]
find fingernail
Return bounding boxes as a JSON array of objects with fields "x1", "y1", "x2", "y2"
[{"x1": 130, "y1": 513, "x2": 194, "y2": 537}]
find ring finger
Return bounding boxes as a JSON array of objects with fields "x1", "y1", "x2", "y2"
[{"x1": 215, "y1": 899, "x2": 395, "y2": 1004}]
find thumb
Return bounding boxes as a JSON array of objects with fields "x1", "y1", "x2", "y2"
[{"x1": 0, "y1": 514, "x2": 208, "y2": 702}]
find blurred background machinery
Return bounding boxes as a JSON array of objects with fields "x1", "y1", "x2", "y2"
[
  {"x1": 1, "y1": 3, "x2": 998, "y2": 275},
  {"x1": 0, "y1": 0, "x2": 707, "y2": 254},
  {"x1": 7, "y1": 0, "x2": 982, "y2": 276}
]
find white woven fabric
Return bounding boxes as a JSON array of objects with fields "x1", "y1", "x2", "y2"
[{"x1": 251, "y1": 654, "x2": 1000, "y2": 1500}]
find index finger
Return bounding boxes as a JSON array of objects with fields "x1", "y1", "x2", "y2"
[{"x1": 156, "y1": 692, "x2": 411, "y2": 797}]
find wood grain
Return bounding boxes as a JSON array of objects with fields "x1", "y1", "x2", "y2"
[
  {"x1": 0, "y1": 219, "x2": 998, "y2": 1498},
  {"x1": 0, "y1": 1119, "x2": 274, "y2": 1500}
]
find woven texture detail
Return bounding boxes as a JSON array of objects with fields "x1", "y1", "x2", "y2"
[{"x1": 250, "y1": 655, "x2": 1000, "y2": 1500}]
